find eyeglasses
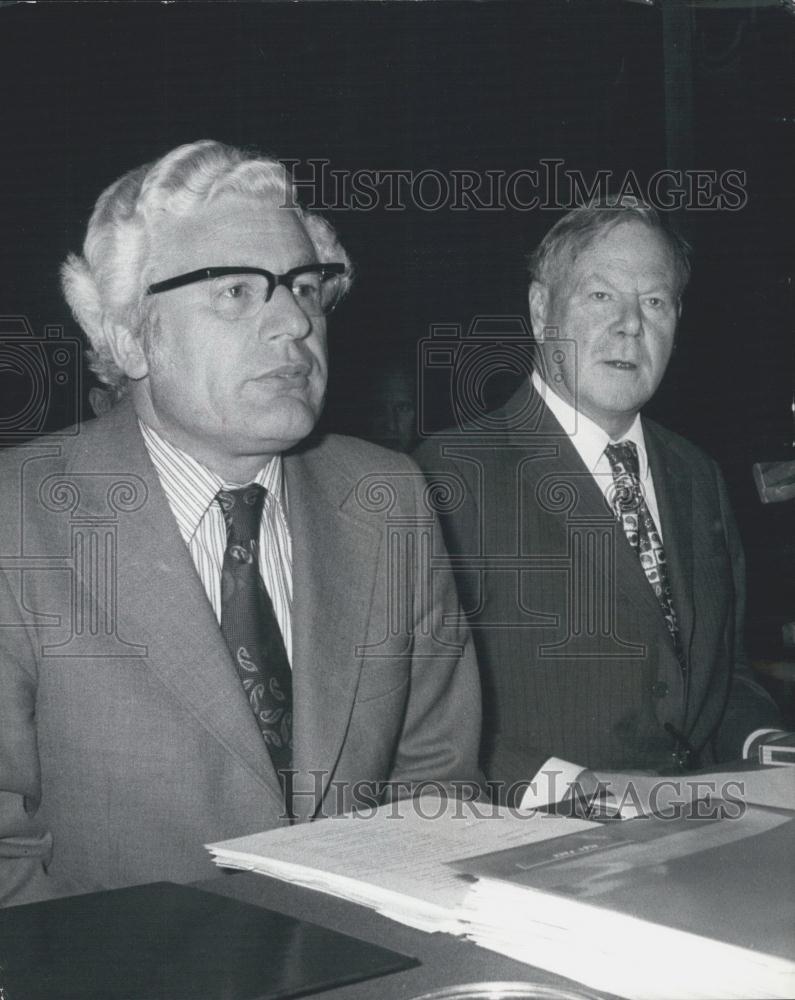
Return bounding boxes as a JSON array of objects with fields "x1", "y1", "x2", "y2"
[{"x1": 146, "y1": 264, "x2": 346, "y2": 320}]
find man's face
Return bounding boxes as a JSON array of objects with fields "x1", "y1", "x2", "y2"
[
  {"x1": 529, "y1": 220, "x2": 680, "y2": 438},
  {"x1": 128, "y1": 194, "x2": 327, "y2": 480}
]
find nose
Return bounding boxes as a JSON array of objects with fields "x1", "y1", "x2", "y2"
[
  {"x1": 260, "y1": 285, "x2": 313, "y2": 341},
  {"x1": 617, "y1": 296, "x2": 643, "y2": 337}
]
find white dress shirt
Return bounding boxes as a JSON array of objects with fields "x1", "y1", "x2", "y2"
[
  {"x1": 139, "y1": 421, "x2": 294, "y2": 663},
  {"x1": 531, "y1": 371, "x2": 664, "y2": 539}
]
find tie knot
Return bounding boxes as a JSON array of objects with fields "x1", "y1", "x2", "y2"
[
  {"x1": 217, "y1": 485, "x2": 266, "y2": 544},
  {"x1": 604, "y1": 440, "x2": 640, "y2": 480}
]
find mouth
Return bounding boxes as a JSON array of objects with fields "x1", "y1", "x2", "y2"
[
  {"x1": 261, "y1": 363, "x2": 312, "y2": 383},
  {"x1": 603, "y1": 360, "x2": 638, "y2": 371}
]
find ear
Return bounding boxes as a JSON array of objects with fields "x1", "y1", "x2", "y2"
[
  {"x1": 528, "y1": 281, "x2": 550, "y2": 340},
  {"x1": 88, "y1": 386, "x2": 114, "y2": 418},
  {"x1": 104, "y1": 321, "x2": 149, "y2": 381}
]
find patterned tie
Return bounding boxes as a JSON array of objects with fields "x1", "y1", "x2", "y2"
[
  {"x1": 604, "y1": 441, "x2": 684, "y2": 669},
  {"x1": 217, "y1": 485, "x2": 293, "y2": 778}
]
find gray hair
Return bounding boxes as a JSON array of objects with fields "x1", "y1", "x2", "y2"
[
  {"x1": 62, "y1": 140, "x2": 354, "y2": 392},
  {"x1": 529, "y1": 199, "x2": 691, "y2": 300}
]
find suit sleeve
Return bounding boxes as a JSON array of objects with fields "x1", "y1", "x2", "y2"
[
  {"x1": 413, "y1": 440, "x2": 549, "y2": 804},
  {"x1": 0, "y1": 571, "x2": 81, "y2": 906},
  {"x1": 383, "y1": 455, "x2": 484, "y2": 798},
  {"x1": 711, "y1": 465, "x2": 781, "y2": 762}
]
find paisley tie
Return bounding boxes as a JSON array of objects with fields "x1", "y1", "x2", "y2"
[
  {"x1": 604, "y1": 441, "x2": 685, "y2": 671},
  {"x1": 216, "y1": 485, "x2": 293, "y2": 778}
]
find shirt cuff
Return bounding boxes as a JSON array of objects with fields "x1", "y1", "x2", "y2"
[
  {"x1": 742, "y1": 728, "x2": 786, "y2": 761},
  {"x1": 518, "y1": 757, "x2": 589, "y2": 810}
]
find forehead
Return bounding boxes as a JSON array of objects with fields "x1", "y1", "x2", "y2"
[
  {"x1": 565, "y1": 220, "x2": 676, "y2": 288},
  {"x1": 151, "y1": 194, "x2": 316, "y2": 276}
]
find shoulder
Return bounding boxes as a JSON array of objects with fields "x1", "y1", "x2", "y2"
[
  {"x1": 0, "y1": 422, "x2": 84, "y2": 491},
  {"x1": 0, "y1": 404, "x2": 147, "y2": 515},
  {"x1": 295, "y1": 432, "x2": 418, "y2": 477},
  {"x1": 414, "y1": 381, "x2": 563, "y2": 471},
  {"x1": 0, "y1": 399, "x2": 140, "y2": 466},
  {"x1": 287, "y1": 432, "x2": 430, "y2": 514},
  {"x1": 643, "y1": 417, "x2": 721, "y2": 476},
  {"x1": 643, "y1": 417, "x2": 736, "y2": 530},
  {"x1": 0, "y1": 418, "x2": 101, "y2": 550}
]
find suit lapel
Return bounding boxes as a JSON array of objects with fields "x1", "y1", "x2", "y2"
[
  {"x1": 500, "y1": 383, "x2": 689, "y2": 728},
  {"x1": 644, "y1": 421, "x2": 695, "y2": 666},
  {"x1": 70, "y1": 402, "x2": 285, "y2": 809},
  {"x1": 285, "y1": 441, "x2": 382, "y2": 819},
  {"x1": 503, "y1": 384, "x2": 667, "y2": 628}
]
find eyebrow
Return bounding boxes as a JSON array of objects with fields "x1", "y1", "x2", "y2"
[{"x1": 583, "y1": 271, "x2": 675, "y2": 293}]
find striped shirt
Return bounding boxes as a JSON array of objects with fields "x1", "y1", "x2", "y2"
[{"x1": 139, "y1": 421, "x2": 294, "y2": 663}]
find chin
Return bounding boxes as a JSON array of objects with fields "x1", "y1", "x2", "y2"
[
  {"x1": 271, "y1": 391, "x2": 322, "y2": 419},
  {"x1": 258, "y1": 405, "x2": 322, "y2": 450}
]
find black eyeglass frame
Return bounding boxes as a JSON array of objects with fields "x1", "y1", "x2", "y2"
[{"x1": 146, "y1": 263, "x2": 346, "y2": 300}]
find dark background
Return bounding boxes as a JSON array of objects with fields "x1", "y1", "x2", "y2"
[{"x1": 0, "y1": 1, "x2": 792, "y2": 691}]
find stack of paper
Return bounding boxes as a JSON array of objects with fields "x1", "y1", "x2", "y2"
[
  {"x1": 207, "y1": 769, "x2": 795, "y2": 1000},
  {"x1": 208, "y1": 793, "x2": 595, "y2": 934}
]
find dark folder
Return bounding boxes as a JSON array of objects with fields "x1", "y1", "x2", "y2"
[
  {"x1": 0, "y1": 881, "x2": 418, "y2": 1000},
  {"x1": 453, "y1": 806, "x2": 795, "y2": 962}
]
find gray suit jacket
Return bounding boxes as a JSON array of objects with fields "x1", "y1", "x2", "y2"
[
  {"x1": 415, "y1": 382, "x2": 778, "y2": 798},
  {"x1": 0, "y1": 400, "x2": 481, "y2": 905}
]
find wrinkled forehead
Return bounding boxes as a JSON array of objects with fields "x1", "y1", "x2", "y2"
[
  {"x1": 553, "y1": 220, "x2": 679, "y2": 294},
  {"x1": 147, "y1": 192, "x2": 315, "y2": 280}
]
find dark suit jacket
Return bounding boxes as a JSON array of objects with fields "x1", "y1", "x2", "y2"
[
  {"x1": 415, "y1": 382, "x2": 778, "y2": 796},
  {"x1": 0, "y1": 400, "x2": 482, "y2": 906}
]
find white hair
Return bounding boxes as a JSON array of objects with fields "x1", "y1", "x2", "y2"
[
  {"x1": 529, "y1": 199, "x2": 691, "y2": 300},
  {"x1": 61, "y1": 140, "x2": 353, "y2": 392}
]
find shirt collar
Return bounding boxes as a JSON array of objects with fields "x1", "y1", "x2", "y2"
[
  {"x1": 138, "y1": 420, "x2": 286, "y2": 544},
  {"x1": 531, "y1": 371, "x2": 650, "y2": 479}
]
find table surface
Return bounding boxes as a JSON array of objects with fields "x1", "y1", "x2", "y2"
[{"x1": 198, "y1": 870, "x2": 615, "y2": 1000}]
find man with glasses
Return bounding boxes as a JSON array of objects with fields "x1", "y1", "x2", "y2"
[{"x1": 0, "y1": 140, "x2": 481, "y2": 905}]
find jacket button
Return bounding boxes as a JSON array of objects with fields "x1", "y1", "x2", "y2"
[{"x1": 651, "y1": 680, "x2": 669, "y2": 699}]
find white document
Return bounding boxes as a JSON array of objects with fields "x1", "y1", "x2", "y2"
[
  {"x1": 521, "y1": 757, "x2": 795, "y2": 819},
  {"x1": 207, "y1": 793, "x2": 595, "y2": 934}
]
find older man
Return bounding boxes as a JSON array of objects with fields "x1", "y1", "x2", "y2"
[
  {"x1": 0, "y1": 140, "x2": 481, "y2": 905},
  {"x1": 416, "y1": 202, "x2": 778, "y2": 802}
]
